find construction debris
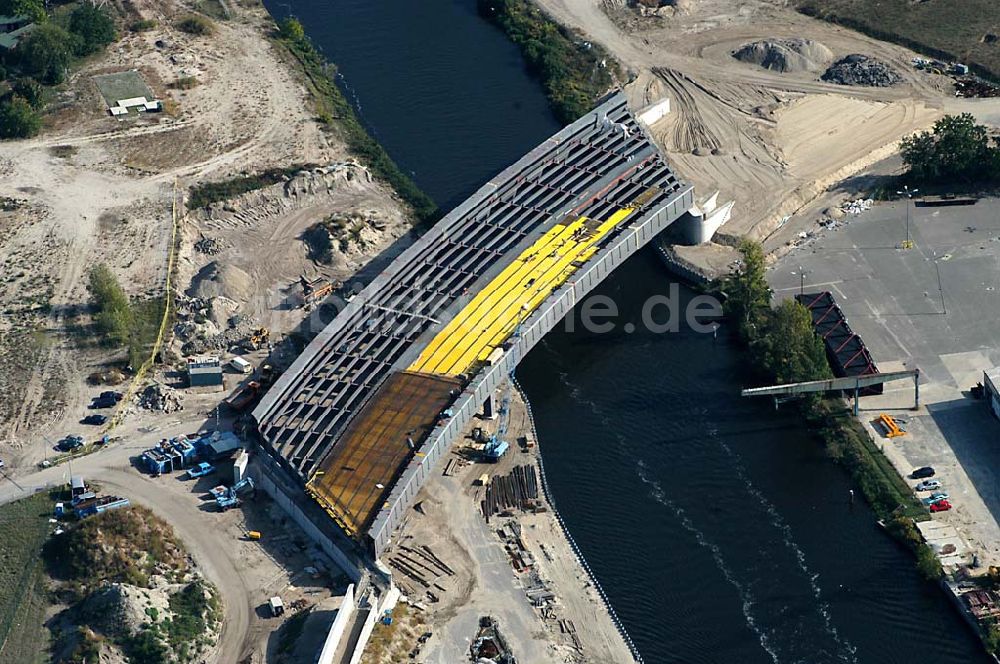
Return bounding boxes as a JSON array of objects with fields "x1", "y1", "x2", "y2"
[
  {"x1": 470, "y1": 616, "x2": 516, "y2": 664},
  {"x1": 136, "y1": 383, "x2": 183, "y2": 413},
  {"x1": 823, "y1": 54, "x2": 901, "y2": 87},
  {"x1": 841, "y1": 198, "x2": 874, "y2": 215}
]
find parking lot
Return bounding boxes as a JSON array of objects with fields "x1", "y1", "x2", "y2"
[{"x1": 770, "y1": 197, "x2": 1000, "y2": 565}]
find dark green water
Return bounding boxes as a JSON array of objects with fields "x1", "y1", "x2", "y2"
[{"x1": 263, "y1": 1, "x2": 992, "y2": 661}]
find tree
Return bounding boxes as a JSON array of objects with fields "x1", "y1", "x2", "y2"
[
  {"x1": 0, "y1": 0, "x2": 45, "y2": 24},
  {"x1": 901, "y1": 113, "x2": 998, "y2": 183},
  {"x1": 16, "y1": 23, "x2": 74, "y2": 84},
  {"x1": 88, "y1": 264, "x2": 132, "y2": 346},
  {"x1": 722, "y1": 239, "x2": 771, "y2": 342},
  {"x1": 69, "y1": 4, "x2": 116, "y2": 56},
  {"x1": 752, "y1": 299, "x2": 831, "y2": 385},
  {"x1": 0, "y1": 95, "x2": 41, "y2": 138},
  {"x1": 10, "y1": 77, "x2": 43, "y2": 108},
  {"x1": 277, "y1": 16, "x2": 305, "y2": 42}
]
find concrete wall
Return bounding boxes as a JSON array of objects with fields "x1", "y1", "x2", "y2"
[
  {"x1": 250, "y1": 456, "x2": 364, "y2": 582},
  {"x1": 316, "y1": 585, "x2": 356, "y2": 664},
  {"x1": 367, "y1": 185, "x2": 694, "y2": 555},
  {"x1": 673, "y1": 200, "x2": 733, "y2": 245}
]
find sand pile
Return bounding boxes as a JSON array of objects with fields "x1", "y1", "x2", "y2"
[
  {"x1": 822, "y1": 54, "x2": 901, "y2": 87},
  {"x1": 732, "y1": 39, "x2": 833, "y2": 73},
  {"x1": 82, "y1": 583, "x2": 171, "y2": 637},
  {"x1": 187, "y1": 261, "x2": 253, "y2": 303}
]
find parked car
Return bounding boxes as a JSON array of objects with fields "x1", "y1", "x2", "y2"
[
  {"x1": 187, "y1": 462, "x2": 215, "y2": 479},
  {"x1": 922, "y1": 492, "x2": 950, "y2": 505},
  {"x1": 89, "y1": 396, "x2": 117, "y2": 409},
  {"x1": 57, "y1": 435, "x2": 84, "y2": 452},
  {"x1": 915, "y1": 479, "x2": 942, "y2": 492},
  {"x1": 911, "y1": 466, "x2": 936, "y2": 479},
  {"x1": 80, "y1": 414, "x2": 108, "y2": 426},
  {"x1": 99, "y1": 391, "x2": 123, "y2": 402},
  {"x1": 930, "y1": 499, "x2": 952, "y2": 513}
]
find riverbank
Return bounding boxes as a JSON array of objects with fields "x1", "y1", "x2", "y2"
[
  {"x1": 272, "y1": 19, "x2": 438, "y2": 224},
  {"x1": 374, "y1": 387, "x2": 636, "y2": 663}
]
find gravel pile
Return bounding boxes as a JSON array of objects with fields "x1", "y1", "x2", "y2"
[
  {"x1": 194, "y1": 236, "x2": 225, "y2": 255},
  {"x1": 82, "y1": 583, "x2": 171, "y2": 638},
  {"x1": 822, "y1": 54, "x2": 901, "y2": 87},
  {"x1": 137, "y1": 383, "x2": 183, "y2": 413},
  {"x1": 732, "y1": 39, "x2": 832, "y2": 73}
]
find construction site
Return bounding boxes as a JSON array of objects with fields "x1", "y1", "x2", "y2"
[{"x1": 249, "y1": 91, "x2": 695, "y2": 569}]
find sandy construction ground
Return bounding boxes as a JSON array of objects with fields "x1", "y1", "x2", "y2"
[
  {"x1": 372, "y1": 391, "x2": 635, "y2": 664},
  {"x1": 0, "y1": 0, "x2": 408, "y2": 463},
  {"x1": 533, "y1": 0, "x2": 1000, "y2": 271}
]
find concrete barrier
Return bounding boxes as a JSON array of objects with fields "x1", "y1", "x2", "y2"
[{"x1": 316, "y1": 585, "x2": 356, "y2": 664}]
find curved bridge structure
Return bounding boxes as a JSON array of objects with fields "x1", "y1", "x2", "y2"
[{"x1": 251, "y1": 92, "x2": 694, "y2": 557}]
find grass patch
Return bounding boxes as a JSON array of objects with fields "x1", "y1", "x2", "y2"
[
  {"x1": 797, "y1": 0, "x2": 1000, "y2": 82},
  {"x1": 44, "y1": 505, "x2": 190, "y2": 601},
  {"x1": 477, "y1": 0, "x2": 620, "y2": 124},
  {"x1": 129, "y1": 18, "x2": 158, "y2": 32},
  {"x1": 808, "y1": 399, "x2": 926, "y2": 521},
  {"x1": 176, "y1": 14, "x2": 215, "y2": 36},
  {"x1": 0, "y1": 492, "x2": 54, "y2": 664},
  {"x1": 170, "y1": 76, "x2": 200, "y2": 90},
  {"x1": 187, "y1": 164, "x2": 314, "y2": 209},
  {"x1": 273, "y1": 20, "x2": 439, "y2": 225}
]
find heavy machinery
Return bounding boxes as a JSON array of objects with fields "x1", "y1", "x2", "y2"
[
  {"x1": 300, "y1": 275, "x2": 336, "y2": 308},
  {"x1": 245, "y1": 327, "x2": 270, "y2": 351},
  {"x1": 225, "y1": 381, "x2": 261, "y2": 412},
  {"x1": 215, "y1": 476, "x2": 255, "y2": 510}
]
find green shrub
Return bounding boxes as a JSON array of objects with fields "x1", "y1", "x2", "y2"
[
  {"x1": 69, "y1": 4, "x2": 117, "y2": 56},
  {"x1": 129, "y1": 18, "x2": 158, "y2": 32},
  {"x1": 277, "y1": 16, "x2": 304, "y2": 41},
  {"x1": 187, "y1": 165, "x2": 312, "y2": 208},
  {"x1": 171, "y1": 75, "x2": 200, "y2": 90},
  {"x1": 0, "y1": 95, "x2": 40, "y2": 138},
  {"x1": 10, "y1": 77, "x2": 42, "y2": 108},
  {"x1": 176, "y1": 14, "x2": 214, "y2": 36}
]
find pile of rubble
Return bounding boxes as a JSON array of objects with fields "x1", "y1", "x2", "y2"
[
  {"x1": 136, "y1": 383, "x2": 183, "y2": 413},
  {"x1": 194, "y1": 236, "x2": 226, "y2": 255},
  {"x1": 822, "y1": 54, "x2": 901, "y2": 87},
  {"x1": 841, "y1": 198, "x2": 874, "y2": 215}
]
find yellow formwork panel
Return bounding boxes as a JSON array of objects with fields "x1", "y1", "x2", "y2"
[{"x1": 410, "y1": 207, "x2": 635, "y2": 376}]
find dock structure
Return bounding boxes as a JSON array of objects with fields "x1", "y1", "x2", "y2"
[{"x1": 251, "y1": 92, "x2": 695, "y2": 557}]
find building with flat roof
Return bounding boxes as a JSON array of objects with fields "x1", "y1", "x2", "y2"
[{"x1": 188, "y1": 356, "x2": 223, "y2": 387}]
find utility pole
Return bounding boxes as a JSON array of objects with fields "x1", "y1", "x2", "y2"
[{"x1": 897, "y1": 185, "x2": 919, "y2": 249}]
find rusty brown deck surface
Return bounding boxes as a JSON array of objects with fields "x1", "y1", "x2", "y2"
[{"x1": 307, "y1": 371, "x2": 460, "y2": 536}]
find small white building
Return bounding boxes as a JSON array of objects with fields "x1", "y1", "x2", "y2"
[{"x1": 108, "y1": 96, "x2": 162, "y2": 117}]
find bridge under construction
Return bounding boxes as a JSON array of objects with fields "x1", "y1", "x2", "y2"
[{"x1": 251, "y1": 92, "x2": 695, "y2": 559}]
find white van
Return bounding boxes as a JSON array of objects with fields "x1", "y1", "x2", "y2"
[{"x1": 230, "y1": 357, "x2": 253, "y2": 374}]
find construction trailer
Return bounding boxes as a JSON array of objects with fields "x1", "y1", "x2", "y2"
[
  {"x1": 74, "y1": 495, "x2": 131, "y2": 519},
  {"x1": 188, "y1": 356, "x2": 224, "y2": 387},
  {"x1": 140, "y1": 437, "x2": 196, "y2": 475}
]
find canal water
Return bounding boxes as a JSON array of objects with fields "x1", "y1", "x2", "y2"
[{"x1": 264, "y1": 1, "x2": 992, "y2": 662}]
